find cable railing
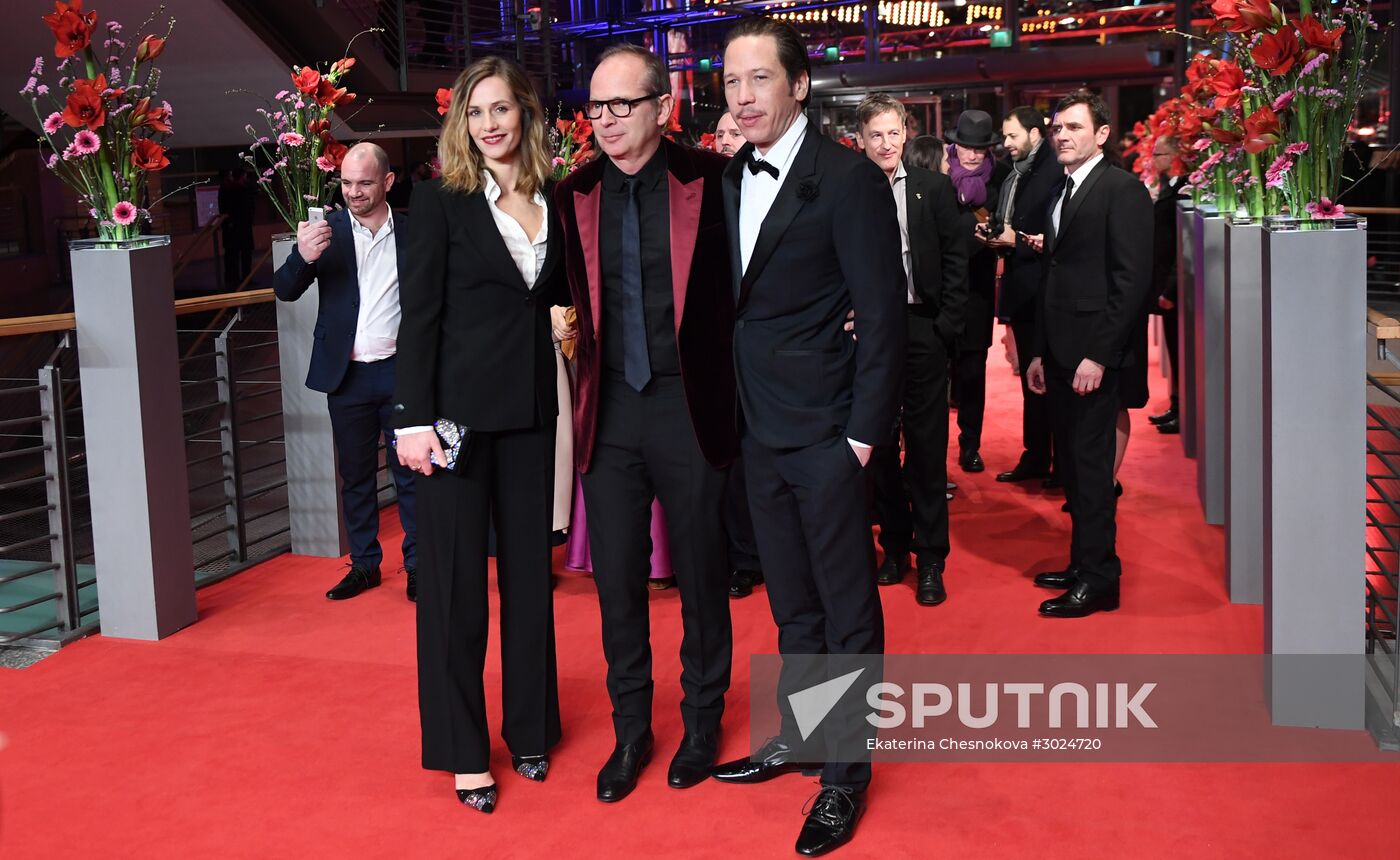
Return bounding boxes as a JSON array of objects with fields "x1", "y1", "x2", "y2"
[{"x1": 1365, "y1": 372, "x2": 1400, "y2": 742}]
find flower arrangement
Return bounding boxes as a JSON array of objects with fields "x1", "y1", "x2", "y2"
[
  {"x1": 22, "y1": 1, "x2": 175, "y2": 242},
  {"x1": 238, "y1": 33, "x2": 375, "y2": 230},
  {"x1": 550, "y1": 110, "x2": 594, "y2": 180}
]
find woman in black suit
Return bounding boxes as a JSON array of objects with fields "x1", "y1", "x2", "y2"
[{"x1": 393, "y1": 55, "x2": 572, "y2": 813}]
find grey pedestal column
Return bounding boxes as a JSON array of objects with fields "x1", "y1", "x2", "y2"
[
  {"x1": 1224, "y1": 219, "x2": 1263, "y2": 604},
  {"x1": 1193, "y1": 209, "x2": 1227, "y2": 524},
  {"x1": 1176, "y1": 201, "x2": 1198, "y2": 458},
  {"x1": 1261, "y1": 218, "x2": 1366, "y2": 729},
  {"x1": 272, "y1": 237, "x2": 349, "y2": 558},
  {"x1": 70, "y1": 237, "x2": 196, "y2": 641}
]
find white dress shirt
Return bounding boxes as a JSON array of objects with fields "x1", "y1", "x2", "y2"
[
  {"x1": 1051, "y1": 151, "x2": 1104, "y2": 235},
  {"x1": 889, "y1": 161, "x2": 918, "y2": 304},
  {"x1": 348, "y1": 209, "x2": 401, "y2": 362},
  {"x1": 483, "y1": 170, "x2": 549, "y2": 287},
  {"x1": 739, "y1": 112, "x2": 808, "y2": 274}
]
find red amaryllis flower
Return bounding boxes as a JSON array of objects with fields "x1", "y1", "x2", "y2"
[
  {"x1": 1296, "y1": 14, "x2": 1344, "y2": 56},
  {"x1": 322, "y1": 138, "x2": 348, "y2": 169},
  {"x1": 130, "y1": 137, "x2": 170, "y2": 172},
  {"x1": 1209, "y1": 62, "x2": 1247, "y2": 108},
  {"x1": 1242, "y1": 105, "x2": 1281, "y2": 153},
  {"x1": 313, "y1": 77, "x2": 352, "y2": 108},
  {"x1": 1210, "y1": 0, "x2": 1277, "y2": 33},
  {"x1": 1209, "y1": 126, "x2": 1246, "y2": 146},
  {"x1": 435, "y1": 87, "x2": 452, "y2": 116},
  {"x1": 42, "y1": 1, "x2": 97, "y2": 59},
  {"x1": 130, "y1": 97, "x2": 171, "y2": 133},
  {"x1": 61, "y1": 74, "x2": 106, "y2": 130},
  {"x1": 699, "y1": 132, "x2": 716, "y2": 151},
  {"x1": 1252, "y1": 26, "x2": 1302, "y2": 76},
  {"x1": 330, "y1": 57, "x2": 356, "y2": 77},
  {"x1": 307, "y1": 118, "x2": 330, "y2": 137},
  {"x1": 135, "y1": 34, "x2": 166, "y2": 64},
  {"x1": 292, "y1": 67, "x2": 321, "y2": 94}
]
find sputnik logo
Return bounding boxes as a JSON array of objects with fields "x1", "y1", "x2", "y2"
[{"x1": 788, "y1": 669, "x2": 866, "y2": 741}]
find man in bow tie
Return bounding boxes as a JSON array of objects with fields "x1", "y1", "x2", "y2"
[{"x1": 708, "y1": 16, "x2": 905, "y2": 857}]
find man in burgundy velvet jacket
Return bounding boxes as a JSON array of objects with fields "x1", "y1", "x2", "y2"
[{"x1": 553, "y1": 44, "x2": 737, "y2": 804}]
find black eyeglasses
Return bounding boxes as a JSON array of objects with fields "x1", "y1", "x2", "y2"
[{"x1": 583, "y1": 93, "x2": 665, "y2": 119}]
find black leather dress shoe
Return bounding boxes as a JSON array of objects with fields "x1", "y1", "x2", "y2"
[
  {"x1": 729, "y1": 569, "x2": 764, "y2": 599},
  {"x1": 795, "y1": 786, "x2": 866, "y2": 856},
  {"x1": 712, "y1": 736, "x2": 821, "y2": 784},
  {"x1": 876, "y1": 554, "x2": 909, "y2": 586},
  {"x1": 597, "y1": 732, "x2": 653, "y2": 802},
  {"x1": 1156, "y1": 418, "x2": 1180, "y2": 435},
  {"x1": 406, "y1": 567, "x2": 417, "y2": 603},
  {"x1": 1039, "y1": 579, "x2": 1120, "y2": 618},
  {"x1": 1149, "y1": 407, "x2": 1178, "y2": 426},
  {"x1": 1033, "y1": 568, "x2": 1079, "y2": 589},
  {"x1": 915, "y1": 560, "x2": 946, "y2": 606},
  {"x1": 667, "y1": 732, "x2": 718, "y2": 789},
  {"x1": 996, "y1": 462, "x2": 1050, "y2": 483},
  {"x1": 512, "y1": 754, "x2": 550, "y2": 782},
  {"x1": 326, "y1": 565, "x2": 380, "y2": 600},
  {"x1": 958, "y1": 449, "x2": 985, "y2": 473}
]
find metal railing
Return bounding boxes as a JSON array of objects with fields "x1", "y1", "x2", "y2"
[{"x1": 1365, "y1": 372, "x2": 1400, "y2": 746}]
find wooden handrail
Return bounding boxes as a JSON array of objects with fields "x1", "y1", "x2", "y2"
[
  {"x1": 173, "y1": 288, "x2": 275, "y2": 316},
  {"x1": 1369, "y1": 306, "x2": 1400, "y2": 340},
  {"x1": 1347, "y1": 206, "x2": 1400, "y2": 216},
  {"x1": 0, "y1": 312, "x2": 76, "y2": 337}
]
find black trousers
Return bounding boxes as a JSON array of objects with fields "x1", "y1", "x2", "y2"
[
  {"x1": 580, "y1": 375, "x2": 731, "y2": 745},
  {"x1": 1010, "y1": 318, "x2": 1054, "y2": 471},
  {"x1": 326, "y1": 357, "x2": 417, "y2": 571},
  {"x1": 870, "y1": 312, "x2": 951, "y2": 563},
  {"x1": 953, "y1": 346, "x2": 988, "y2": 453},
  {"x1": 1160, "y1": 310, "x2": 1180, "y2": 407},
  {"x1": 723, "y1": 452, "x2": 761, "y2": 572},
  {"x1": 744, "y1": 432, "x2": 884, "y2": 790},
  {"x1": 1045, "y1": 355, "x2": 1122, "y2": 588},
  {"x1": 417, "y1": 420, "x2": 561, "y2": 774}
]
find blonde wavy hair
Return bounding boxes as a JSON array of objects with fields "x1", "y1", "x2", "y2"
[{"x1": 438, "y1": 56, "x2": 551, "y2": 198}]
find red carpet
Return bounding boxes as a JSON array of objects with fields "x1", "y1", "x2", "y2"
[{"x1": 2, "y1": 330, "x2": 1396, "y2": 857}]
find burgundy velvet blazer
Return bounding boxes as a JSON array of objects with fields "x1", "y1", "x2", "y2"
[{"x1": 554, "y1": 138, "x2": 738, "y2": 473}]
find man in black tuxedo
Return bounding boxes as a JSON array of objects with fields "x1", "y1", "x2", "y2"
[
  {"x1": 1026, "y1": 91, "x2": 1152, "y2": 618},
  {"x1": 1148, "y1": 137, "x2": 1187, "y2": 435},
  {"x1": 273, "y1": 143, "x2": 418, "y2": 602},
  {"x1": 708, "y1": 18, "x2": 905, "y2": 857},
  {"x1": 854, "y1": 93, "x2": 968, "y2": 606},
  {"x1": 983, "y1": 107, "x2": 1063, "y2": 485}
]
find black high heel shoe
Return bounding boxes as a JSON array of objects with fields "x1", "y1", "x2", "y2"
[
  {"x1": 455, "y1": 784, "x2": 498, "y2": 813},
  {"x1": 512, "y1": 754, "x2": 550, "y2": 782}
]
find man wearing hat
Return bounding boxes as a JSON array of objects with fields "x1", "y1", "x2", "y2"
[{"x1": 943, "y1": 110, "x2": 1009, "y2": 475}]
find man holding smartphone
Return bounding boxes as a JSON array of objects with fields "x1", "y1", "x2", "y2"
[{"x1": 273, "y1": 142, "x2": 420, "y2": 602}]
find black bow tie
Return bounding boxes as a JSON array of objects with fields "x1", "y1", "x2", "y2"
[{"x1": 745, "y1": 151, "x2": 779, "y2": 180}]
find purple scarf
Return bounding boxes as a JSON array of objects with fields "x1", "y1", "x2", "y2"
[{"x1": 946, "y1": 143, "x2": 994, "y2": 208}]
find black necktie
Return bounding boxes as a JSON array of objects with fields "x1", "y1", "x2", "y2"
[
  {"x1": 746, "y1": 150, "x2": 779, "y2": 180},
  {"x1": 620, "y1": 178, "x2": 651, "y2": 392},
  {"x1": 1055, "y1": 175, "x2": 1075, "y2": 233}
]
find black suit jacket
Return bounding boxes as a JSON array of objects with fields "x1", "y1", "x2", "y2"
[
  {"x1": 724, "y1": 127, "x2": 906, "y2": 449},
  {"x1": 1031, "y1": 158, "x2": 1153, "y2": 370},
  {"x1": 273, "y1": 207, "x2": 411, "y2": 394},
  {"x1": 1152, "y1": 175, "x2": 1187, "y2": 308},
  {"x1": 956, "y1": 159, "x2": 1010, "y2": 352},
  {"x1": 1000, "y1": 143, "x2": 1063, "y2": 323},
  {"x1": 391, "y1": 178, "x2": 568, "y2": 432},
  {"x1": 904, "y1": 165, "x2": 968, "y2": 344}
]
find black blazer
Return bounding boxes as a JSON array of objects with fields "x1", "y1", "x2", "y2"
[
  {"x1": 956, "y1": 159, "x2": 1010, "y2": 352},
  {"x1": 273, "y1": 207, "x2": 410, "y2": 394},
  {"x1": 904, "y1": 165, "x2": 968, "y2": 345},
  {"x1": 1000, "y1": 143, "x2": 1063, "y2": 323},
  {"x1": 1152, "y1": 175, "x2": 1188, "y2": 308},
  {"x1": 723, "y1": 128, "x2": 906, "y2": 449},
  {"x1": 1031, "y1": 158, "x2": 1153, "y2": 370},
  {"x1": 392, "y1": 178, "x2": 568, "y2": 432}
]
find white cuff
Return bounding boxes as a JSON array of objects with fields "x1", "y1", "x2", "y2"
[{"x1": 394, "y1": 426, "x2": 434, "y2": 437}]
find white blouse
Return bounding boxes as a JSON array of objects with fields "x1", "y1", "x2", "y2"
[{"x1": 483, "y1": 170, "x2": 548, "y2": 288}]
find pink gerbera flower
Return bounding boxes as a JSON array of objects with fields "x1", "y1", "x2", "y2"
[
  {"x1": 1285, "y1": 142, "x2": 1309, "y2": 156},
  {"x1": 72, "y1": 129, "x2": 100, "y2": 156},
  {"x1": 1305, "y1": 198, "x2": 1346, "y2": 219},
  {"x1": 278, "y1": 132, "x2": 305, "y2": 147},
  {"x1": 111, "y1": 201, "x2": 137, "y2": 226},
  {"x1": 43, "y1": 112, "x2": 63, "y2": 134},
  {"x1": 316, "y1": 155, "x2": 336, "y2": 172}
]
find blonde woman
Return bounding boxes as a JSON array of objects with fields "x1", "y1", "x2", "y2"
[{"x1": 394, "y1": 56, "x2": 571, "y2": 813}]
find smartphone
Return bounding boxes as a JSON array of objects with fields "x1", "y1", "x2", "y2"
[{"x1": 307, "y1": 206, "x2": 325, "y2": 224}]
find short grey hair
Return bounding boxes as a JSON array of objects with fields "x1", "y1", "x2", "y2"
[{"x1": 856, "y1": 93, "x2": 906, "y2": 130}]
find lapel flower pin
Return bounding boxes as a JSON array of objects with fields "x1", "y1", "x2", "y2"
[{"x1": 796, "y1": 180, "x2": 819, "y2": 202}]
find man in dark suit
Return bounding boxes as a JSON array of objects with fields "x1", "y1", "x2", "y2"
[
  {"x1": 708, "y1": 18, "x2": 905, "y2": 856},
  {"x1": 984, "y1": 106, "x2": 1063, "y2": 485},
  {"x1": 853, "y1": 93, "x2": 968, "y2": 606},
  {"x1": 1148, "y1": 137, "x2": 1187, "y2": 435},
  {"x1": 273, "y1": 142, "x2": 418, "y2": 602},
  {"x1": 1026, "y1": 91, "x2": 1152, "y2": 618},
  {"x1": 554, "y1": 43, "x2": 736, "y2": 803}
]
